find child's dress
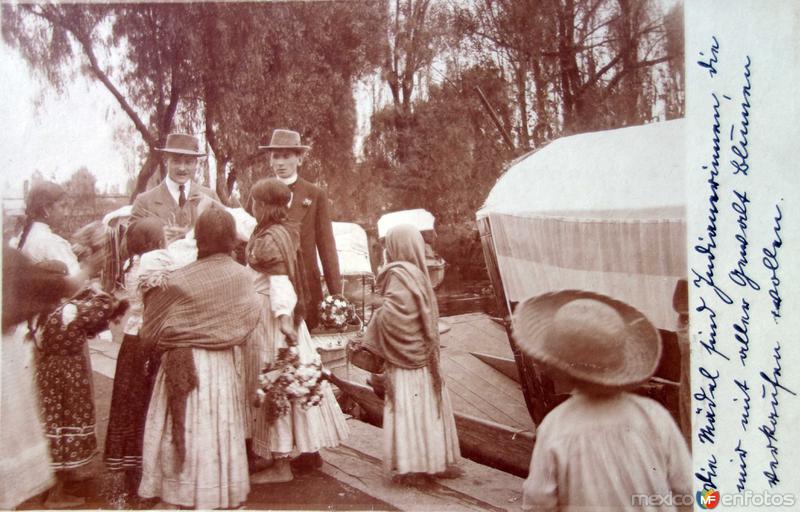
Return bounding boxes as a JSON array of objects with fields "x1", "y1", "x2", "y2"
[
  {"x1": 522, "y1": 391, "x2": 691, "y2": 511},
  {"x1": 37, "y1": 288, "x2": 121, "y2": 470}
]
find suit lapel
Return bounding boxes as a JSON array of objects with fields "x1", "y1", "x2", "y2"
[
  {"x1": 289, "y1": 179, "x2": 311, "y2": 222},
  {"x1": 155, "y1": 181, "x2": 177, "y2": 208}
]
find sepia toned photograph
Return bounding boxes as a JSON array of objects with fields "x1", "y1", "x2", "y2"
[{"x1": 1, "y1": 0, "x2": 693, "y2": 510}]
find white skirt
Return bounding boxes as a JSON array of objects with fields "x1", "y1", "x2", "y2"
[
  {"x1": 383, "y1": 365, "x2": 461, "y2": 476},
  {"x1": 0, "y1": 327, "x2": 55, "y2": 509},
  {"x1": 254, "y1": 322, "x2": 350, "y2": 457},
  {"x1": 139, "y1": 346, "x2": 249, "y2": 509}
]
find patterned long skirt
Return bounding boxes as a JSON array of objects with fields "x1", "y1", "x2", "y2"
[
  {"x1": 37, "y1": 352, "x2": 97, "y2": 470},
  {"x1": 104, "y1": 333, "x2": 152, "y2": 471}
]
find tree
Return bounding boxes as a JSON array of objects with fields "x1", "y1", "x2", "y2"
[
  {"x1": 454, "y1": 0, "x2": 559, "y2": 148},
  {"x1": 361, "y1": 64, "x2": 511, "y2": 222},
  {"x1": 62, "y1": 166, "x2": 97, "y2": 200},
  {"x1": 3, "y1": 2, "x2": 386, "y2": 209},
  {"x1": 455, "y1": 0, "x2": 684, "y2": 138},
  {"x1": 381, "y1": 0, "x2": 448, "y2": 164},
  {"x1": 3, "y1": 3, "x2": 200, "y2": 200},
  {"x1": 191, "y1": 1, "x2": 386, "y2": 214}
]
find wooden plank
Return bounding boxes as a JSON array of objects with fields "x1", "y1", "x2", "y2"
[
  {"x1": 441, "y1": 380, "x2": 494, "y2": 421},
  {"x1": 454, "y1": 414, "x2": 534, "y2": 478},
  {"x1": 322, "y1": 419, "x2": 526, "y2": 511},
  {"x1": 441, "y1": 318, "x2": 512, "y2": 359},
  {"x1": 470, "y1": 352, "x2": 520, "y2": 383},
  {"x1": 446, "y1": 352, "x2": 523, "y2": 400},
  {"x1": 331, "y1": 376, "x2": 535, "y2": 478},
  {"x1": 442, "y1": 358, "x2": 533, "y2": 430}
]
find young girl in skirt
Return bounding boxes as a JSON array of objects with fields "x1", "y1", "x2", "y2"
[
  {"x1": 512, "y1": 290, "x2": 691, "y2": 511},
  {"x1": 103, "y1": 218, "x2": 166, "y2": 500},
  {"x1": 36, "y1": 281, "x2": 128, "y2": 508}
]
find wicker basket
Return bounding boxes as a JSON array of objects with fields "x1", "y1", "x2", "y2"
[{"x1": 347, "y1": 342, "x2": 384, "y2": 373}]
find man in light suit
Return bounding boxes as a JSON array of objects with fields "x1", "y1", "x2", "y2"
[
  {"x1": 259, "y1": 129, "x2": 342, "y2": 331},
  {"x1": 131, "y1": 133, "x2": 219, "y2": 241}
]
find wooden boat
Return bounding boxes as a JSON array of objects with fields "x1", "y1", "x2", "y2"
[
  {"x1": 475, "y1": 119, "x2": 687, "y2": 426},
  {"x1": 329, "y1": 373, "x2": 535, "y2": 477}
]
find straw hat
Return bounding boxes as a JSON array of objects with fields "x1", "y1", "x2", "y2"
[
  {"x1": 512, "y1": 290, "x2": 661, "y2": 389},
  {"x1": 258, "y1": 129, "x2": 310, "y2": 152},
  {"x1": 156, "y1": 133, "x2": 206, "y2": 157}
]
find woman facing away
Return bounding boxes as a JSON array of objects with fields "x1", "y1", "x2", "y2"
[
  {"x1": 137, "y1": 207, "x2": 261, "y2": 509},
  {"x1": 103, "y1": 218, "x2": 167, "y2": 502},
  {"x1": 245, "y1": 178, "x2": 349, "y2": 484},
  {"x1": 365, "y1": 224, "x2": 461, "y2": 485},
  {"x1": 512, "y1": 290, "x2": 691, "y2": 512}
]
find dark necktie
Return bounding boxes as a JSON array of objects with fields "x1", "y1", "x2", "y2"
[{"x1": 178, "y1": 184, "x2": 186, "y2": 208}]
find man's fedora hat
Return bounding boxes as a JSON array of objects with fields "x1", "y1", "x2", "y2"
[
  {"x1": 156, "y1": 133, "x2": 206, "y2": 157},
  {"x1": 259, "y1": 129, "x2": 310, "y2": 152},
  {"x1": 512, "y1": 290, "x2": 662, "y2": 389}
]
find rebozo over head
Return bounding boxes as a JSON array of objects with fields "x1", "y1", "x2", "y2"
[
  {"x1": 249, "y1": 178, "x2": 291, "y2": 225},
  {"x1": 195, "y1": 206, "x2": 237, "y2": 259}
]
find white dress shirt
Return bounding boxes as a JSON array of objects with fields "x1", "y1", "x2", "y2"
[
  {"x1": 164, "y1": 176, "x2": 192, "y2": 206},
  {"x1": 276, "y1": 174, "x2": 298, "y2": 208}
]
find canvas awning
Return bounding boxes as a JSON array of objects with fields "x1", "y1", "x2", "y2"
[
  {"x1": 477, "y1": 120, "x2": 686, "y2": 330},
  {"x1": 320, "y1": 222, "x2": 373, "y2": 276},
  {"x1": 377, "y1": 209, "x2": 435, "y2": 238}
]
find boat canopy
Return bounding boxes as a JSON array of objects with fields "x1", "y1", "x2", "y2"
[
  {"x1": 377, "y1": 209, "x2": 435, "y2": 238},
  {"x1": 321, "y1": 221, "x2": 373, "y2": 276},
  {"x1": 477, "y1": 119, "x2": 686, "y2": 330}
]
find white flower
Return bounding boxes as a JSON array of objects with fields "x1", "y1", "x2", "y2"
[
  {"x1": 256, "y1": 389, "x2": 267, "y2": 398},
  {"x1": 61, "y1": 304, "x2": 78, "y2": 325}
]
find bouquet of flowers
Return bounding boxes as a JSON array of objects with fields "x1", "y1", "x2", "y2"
[
  {"x1": 254, "y1": 338, "x2": 327, "y2": 424},
  {"x1": 319, "y1": 294, "x2": 357, "y2": 330}
]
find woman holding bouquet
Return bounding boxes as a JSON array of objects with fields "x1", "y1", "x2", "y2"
[
  {"x1": 246, "y1": 178, "x2": 348, "y2": 484},
  {"x1": 365, "y1": 224, "x2": 461, "y2": 485}
]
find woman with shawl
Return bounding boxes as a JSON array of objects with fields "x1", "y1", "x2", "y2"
[
  {"x1": 246, "y1": 178, "x2": 348, "y2": 484},
  {"x1": 138, "y1": 208, "x2": 260, "y2": 509},
  {"x1": 365, "y1": 224, "x2": 461, "y2": 484}
]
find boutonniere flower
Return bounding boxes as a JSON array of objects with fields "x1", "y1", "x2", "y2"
[{"x1": 302, "y1": 198, "x2": 312, "y2": 208}]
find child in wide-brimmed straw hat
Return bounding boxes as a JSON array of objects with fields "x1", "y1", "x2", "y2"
[{"x1": 513, "y1": 290, "x2": 691, "y2": 511}]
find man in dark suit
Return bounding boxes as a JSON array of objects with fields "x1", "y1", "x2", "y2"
[
  {"x1": 259, "y1": 129, "x2": 342, "y2": 331},
  {"x1": 131, "y1": 133, "x2": 219, "y2": 242}
]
